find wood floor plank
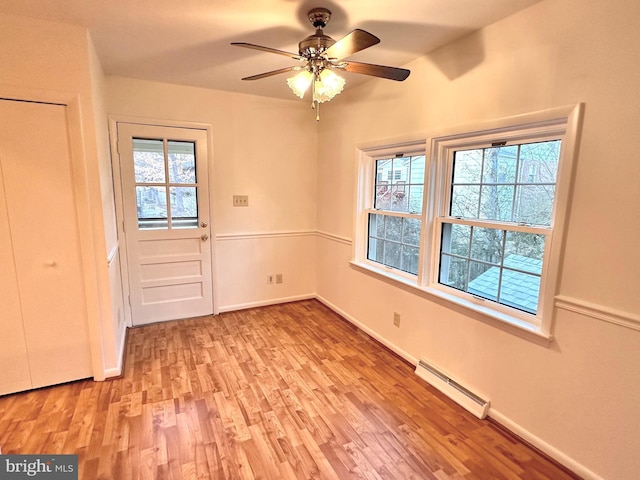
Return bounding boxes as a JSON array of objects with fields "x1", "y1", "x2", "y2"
[{"x1": 0, "y1": 300, "x2": 581, "y2": 479}]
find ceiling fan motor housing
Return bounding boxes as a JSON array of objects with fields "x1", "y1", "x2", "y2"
[
  {"x1": 299, "y1": 8, "x2": 336, "y2": 57},
  {"x1": 299, "y1": 31, "x2": 335, "y2": 57}
]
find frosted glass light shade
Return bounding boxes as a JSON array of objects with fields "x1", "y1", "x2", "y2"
[
  {"x1": 313, "y1": 69, "x2": 345, "y2": 103},
  {"x1": 287, "y1": 70, "x2": 313, "y2": 98}
]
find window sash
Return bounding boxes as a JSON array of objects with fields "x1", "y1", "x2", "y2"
[
  {"x1": 434, "y1": 146, "x2": 560, "y2": 318},
  {"x1": 431, "y1": 134, "x2": 564, "y2": 323},
  {"x1": 435, "y1": 218, "x2": 550, "y2": 314},
  {"x1": 366, "y1": 210, "x2": 422, "y2": 275},
  {"x1": 353, "y1": 103, "x2": 582, "y2": 337}
]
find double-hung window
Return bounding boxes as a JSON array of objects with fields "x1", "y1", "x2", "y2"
[
  {"x1": 358, "y1": 143, "x2": 426, "y2": 278},
  {"x1": 436, "y1": 139, "x2": 559, "y2": 316},
  {"x1": 354, "y1": 106, "x2": 582, "y2": 336}
]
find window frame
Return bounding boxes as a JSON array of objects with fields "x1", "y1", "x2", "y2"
[
  {"x1": 354, "y1": 141, "x2": 427, "y2": 282},
  {"x1": 353, "y1": 105, "x2": 583, "y2": 338}
]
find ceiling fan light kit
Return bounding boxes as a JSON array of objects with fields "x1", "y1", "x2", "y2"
[{"x1": 232, "y1": 7, "x2": 410, "y2": 120}]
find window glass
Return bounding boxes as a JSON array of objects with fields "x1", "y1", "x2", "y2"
[
  {"x1": 133, "y1": 138, "x2": 199, "y2": 230},
  {"x1": 136, "y1": 186, "x2": 168, "y2": 229},
  {"x1": 440, "y1": 224, "x2": 546, "y2": 313},
  {"x1": 170, "y1": 187, "x2": 198, "y2": 228},
  {"x1": 133, "y1": 139, "x2": 165, "y2": 183},
  {"x1": 356, "y1": 109, "x2": 579, "y2": 332},
  {"x1": 168, "y1": 141, "x2": 196, "y2": 184},
  {"x1": 367, "y1": 154, "x2": 425, "y2": 275},
  {"x1": 368, "y1": 213, "x2": 422, "y2": 275},
  {"x1": 451, "y1": 141, "x2": 560, "y2": 226}
]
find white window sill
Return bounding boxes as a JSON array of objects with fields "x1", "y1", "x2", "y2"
[{"x1": 349, "y1": 260, "x2": 553, "y2": 346}]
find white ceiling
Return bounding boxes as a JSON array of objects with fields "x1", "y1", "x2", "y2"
[{"x1": 1, "y1": 0, "x2": 540, "y2": 100}]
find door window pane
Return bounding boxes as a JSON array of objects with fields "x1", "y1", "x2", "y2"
[
  {"x1": 170, "y1": 187, "x2": 198, "y2": 228},
  {"x1": 133, "y1": 139, "x2": 165, "y2": 183},
  {"x1": 133, "y1": 138, "x2": 199, "y2": 230},
  {"x1": 168, "y1": 141, "x2": 196, "y2": 183},
  {"x1": 136, "y1": 186, "x2": 168, "y2": 229}
]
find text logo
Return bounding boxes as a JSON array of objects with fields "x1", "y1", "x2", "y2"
[{"x1": 0, "y1": 455, "x2": 78, "y2": 479}]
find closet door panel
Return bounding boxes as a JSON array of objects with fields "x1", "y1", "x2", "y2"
[
  {"x1": 0, "y1": 161, "x2": 32, "y2": 395},
  {"x1": 0, "y1": 100, "x2": 92, "y2": 389}
]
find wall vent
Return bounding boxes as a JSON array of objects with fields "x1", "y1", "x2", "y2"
[{"x1": 415, "y1": 358, "x2": 490, "y2": 419}]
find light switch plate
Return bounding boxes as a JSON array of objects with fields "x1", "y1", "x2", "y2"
[{"x1": 233, "y1": 195, "x2": 249, "y2": 207}]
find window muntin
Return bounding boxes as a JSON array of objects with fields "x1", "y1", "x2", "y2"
[
  {"x1": 368, "y1": 213, "x2": 421, "y2": 274},
  {"x1": 354, "y1": 106, "x2": 581, "y2": 336},
  {"x1": 438, "y1": 139, "x2": 561, "y2": 316},
  {"x1": 439, "y1": 223, "x2": 546, "y2": 314},
  {"x1": 367, "y1": 154, "x2": 425, "y2": 274},
  {"x1": 449, "y1": 141, "x2": 560, "y2": 226},
  {"x1": 133, "y1": 138, "x2": 198, "y2": 229}
]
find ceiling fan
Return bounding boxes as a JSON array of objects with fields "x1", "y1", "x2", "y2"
[{"x1": 231, "y1": 7, "x2": 411, "y2": 120}]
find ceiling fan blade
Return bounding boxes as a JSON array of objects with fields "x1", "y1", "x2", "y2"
[
  {"x1": 231, "y1": 42, "x2": 301, "y2": 60},
  {"x1": 241, "y1": 66, "x2": 298, "y2": 81},
  {"x1": 340, "y1": 61, "x2": 410, "y2": 81},
  {"x1": 324, "y1": 29, "x2": 380, "y2": 60}
]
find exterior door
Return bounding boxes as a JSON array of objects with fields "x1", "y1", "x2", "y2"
[{"x1": 117, "y1": 123, "x2": 213, "y2": 326}]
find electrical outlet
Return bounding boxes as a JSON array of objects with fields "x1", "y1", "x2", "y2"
[
  {"x1": 267, "y1": 274, "x2": 274, "y2": 284},
  {"x1": 393, "y1": 312, "x2": 401, "y2": 327},
  {"x1": 233, "y1": 195, "x2": 249, "y2": 207},
  {"x1": 275, "y1": 273, "x2": 283, "y2": 284}
]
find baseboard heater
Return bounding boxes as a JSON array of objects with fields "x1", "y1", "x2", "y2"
[{"x1": 415, "y1": 358, "x2": 490, "y2": 419}]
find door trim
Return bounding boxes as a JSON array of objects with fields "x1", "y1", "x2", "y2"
[
  {"x1": 108, "y1": 115, "x2": 219, "y2": 326},
  {"x1": 0, "y1": 84, "x2": 107, "y2": 381}
]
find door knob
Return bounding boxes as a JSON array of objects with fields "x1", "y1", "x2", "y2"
[
  {"x1": 200, "y1": 221, "x2": 208, "y2": 228},
  {"x1": 201, "y1": 234, "x2": 209, "y2": 241}
]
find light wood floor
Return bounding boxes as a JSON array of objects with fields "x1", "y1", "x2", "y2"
[{"x1": 0, "y1": 300, "x2": 579, "y2": 479}]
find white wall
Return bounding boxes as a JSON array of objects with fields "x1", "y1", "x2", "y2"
[
  {"x1": 0, "y1": 14, "x2": 121, "y2": 379},
  {"x1": 4, "y1": 2, "x2": 638, "y2": 477},
  {"x1": 315, "y1": 0, "x2": 640, "y2": 479},
  {"x1": 106, "y1": 78, "x2": 318, "y2": 311},
  {"x1": 88, "y1": 34, "x2": 127, "y2": 375}
]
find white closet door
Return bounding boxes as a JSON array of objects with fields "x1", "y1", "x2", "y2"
[
  {"x1": 0, "y1": 160, "x2": 31, "y2": 395},
  {"x1": 0, "y1": 99, "x2": 92, "y2": 393}
]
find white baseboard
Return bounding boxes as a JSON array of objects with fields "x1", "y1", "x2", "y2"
[
  {"x1": 315, "y1": 294, "x2": 600, "y2": 480},
  {"x1": 104, "y1": 323, "x2": 128, "y2": 379},
  {"x1": 489, "y1": 410, "x2": 603, "y2": 480},
  {"x1": 105, "y1": 294, "x2": 602, "y2": 479},
  {"x1": 314, "y1": 294, "x2": 418, "y2": 366},
  {"x1": 218, "y1": 293, "x2": 316, "y2": 313}
]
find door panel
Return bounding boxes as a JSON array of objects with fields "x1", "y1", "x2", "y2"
[
  {"x1": 0, "y1": 99, "x2": 92, "y2": 393},
  {"x1": 117, "y1": 123, "x2": 213, "y2": 325},
  {"x1": 0, "y1": 154, "x2": 32, "y2": 395}
]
